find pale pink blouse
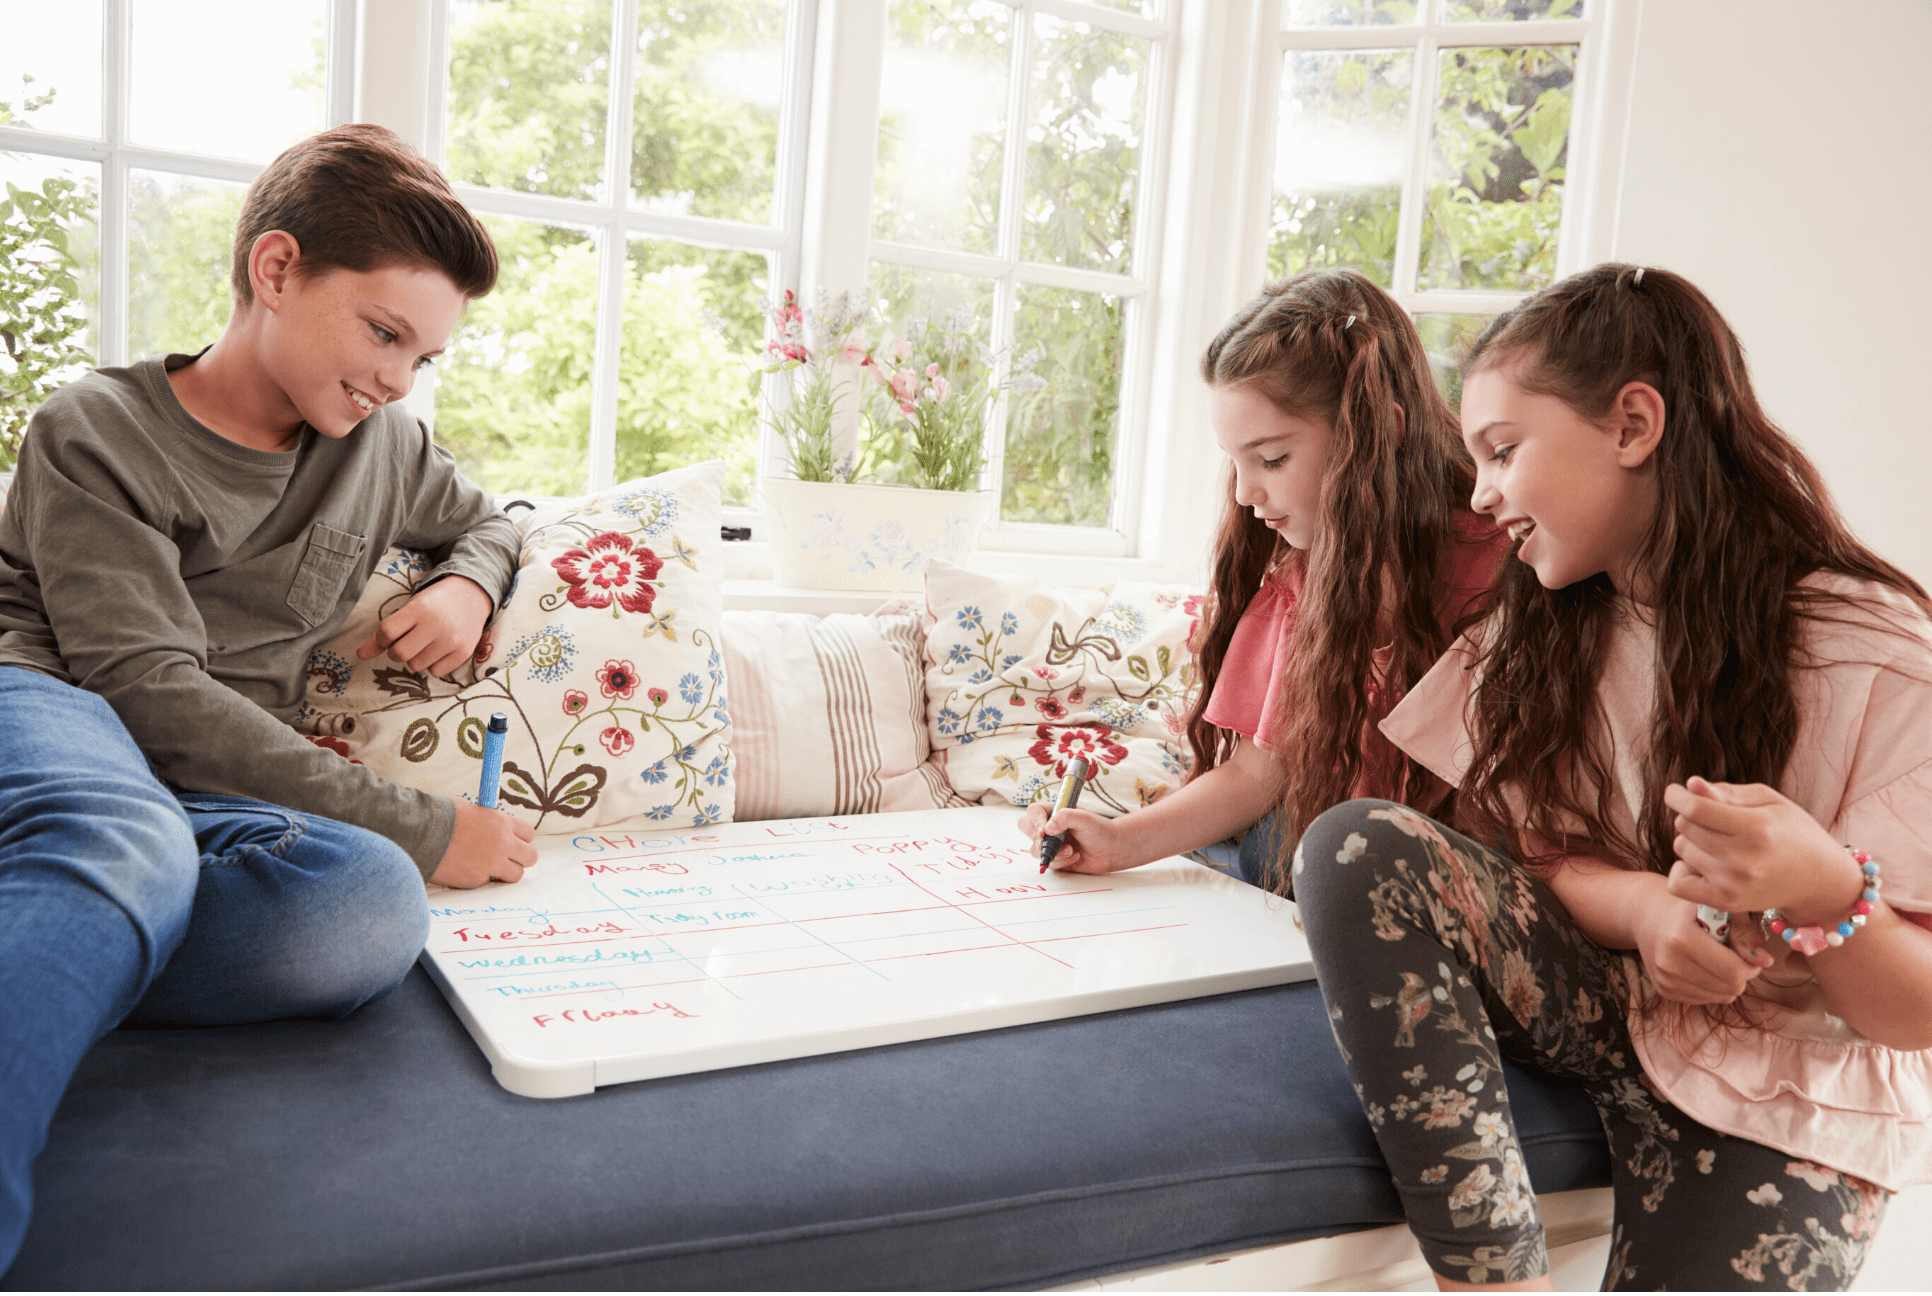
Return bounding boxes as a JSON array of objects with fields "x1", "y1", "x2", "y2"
[
  {"x1": 1380, "y1": 575, "x2": 1932, "y2": 1190},
  {"x1": 1205, "y1": 513, "x2": 1508, "y2": 749}
]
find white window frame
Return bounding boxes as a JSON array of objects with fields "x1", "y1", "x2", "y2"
[
  {"x1": 6, "y1": 0, "x2": 1637, "y2": 602},
  {"x1": 1236, "y1": 0, "x2": 1638, "y2": 322},
  {"x1": 0, "y1": 0, "x2": 358, "y2": 367},
  {"x1": 854, "y1": 0, "x2": 1182, "y2": 562}
]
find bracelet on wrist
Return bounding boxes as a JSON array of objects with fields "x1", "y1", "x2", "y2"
[{"x1": 1764, "y1": 847, "x2": 1880, "y2": 956}]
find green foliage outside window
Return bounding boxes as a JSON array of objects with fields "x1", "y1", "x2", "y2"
[
  {"x1": 439, "y1": 0, "x2": 774, "y2": 502},
  {"x1": 1, "y1": 86, "x2": 93, "y2": 470}
]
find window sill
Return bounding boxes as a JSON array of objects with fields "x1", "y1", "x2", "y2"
[{"x1": 722, "y1": 539, "x2": 1188, "y2": 616}]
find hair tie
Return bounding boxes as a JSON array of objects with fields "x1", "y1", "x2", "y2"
[{"x1": 1344, "y1": 314, "x2": 1356, "y2": 331}]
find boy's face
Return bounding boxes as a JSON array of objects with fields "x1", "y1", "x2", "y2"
[{"x1": 260, "y1": 261, "x2": 467, "y2": 439}]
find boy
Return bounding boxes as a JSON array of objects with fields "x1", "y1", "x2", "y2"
[{"x1": 0, "y1": 124, "x2": 536, "y2": 1268}]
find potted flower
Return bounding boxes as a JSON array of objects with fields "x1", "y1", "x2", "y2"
[{"x1": 753, "y1": 294, "x2": 1038, "y2": 592}]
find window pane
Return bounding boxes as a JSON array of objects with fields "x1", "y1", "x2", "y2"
[
  {"x1": 1088, "y1": 0, "x2": 1159, "y2": 17},
  {"x1": 0, "y1": 1, "x2": 103, "y2": 137},
  {"x1": 1413, "y1": 312, "x2": 1490, "y2": 407},
  {"x1": 1269, "y1": 48, "x2": 1411, "y2": 287},
  {"x1": 433, "y1": 217, "x2": 595, "y2": 496},
  {"x1": 875, "y1": 0, "x2": 1009, "y2": 256},
  {"x1": 1003, "y1": 285, "x2": 1123, "y2": 527},
  {"x1": 1419, "y1": 45, "x2": 1575, "y2": 292},
  {"x1": 1283, "y1": 0, "x2": 1418, "y2": 28},
  {"x1": 127, "y1": 171, "x2": 244, "y2": 359},
  {"x1": 618, "y1": 239, "x2": 767, "y2": 506},
  {"x1": 1023, "y1": 15, "x2": 1144, "y2": 275},
  {"x1": 632, "y1": 0, "x2": 785, "y2": 224},
  {"x1": 447, "y1": 0, "x2": 611, "y2": 203},
  {"x1": 0, "y1": 153, "x2": 97, "y2": 459},
  {"x1": 1445, "y1": 0, "x2": 1584, "y2": 20},
  {"x1": 129, "y1": 0, "x2": 326, "y2": 161},
  {"x1": 864, "y1": 262, "x2": 996, "y2": 487}
]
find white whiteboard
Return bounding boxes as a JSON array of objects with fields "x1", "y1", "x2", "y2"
[{"x1": 420, "y1": 806, "x2": 1312, "y2": 1097}]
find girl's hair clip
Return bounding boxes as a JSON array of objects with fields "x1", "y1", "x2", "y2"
[
  {"x1": 1631, "y1": 267, "x2": 1646, "y2": 287},
  {"x1": 1344, "y1": 314, "x2": 1357, "y2": 330}
]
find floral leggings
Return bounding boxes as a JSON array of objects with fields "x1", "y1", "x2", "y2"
[{"x1": 1294, "y1": 799, "x2": 1888, "y2": 1291}]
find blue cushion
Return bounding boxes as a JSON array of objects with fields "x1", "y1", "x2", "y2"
[{"x1": 6, "y1": 968, "x2": 1608, "y2": 1290}]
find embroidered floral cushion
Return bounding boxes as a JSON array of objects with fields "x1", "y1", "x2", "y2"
[
  {"x1": 921, "y1": 560, "x2": 1203, "y2": 816},
  {"x1": 301, "y1": 460, "x2": 731, "y2": 832},
  {"x1": 723, "y1": 604, "x2": 966, "y2": 820}
]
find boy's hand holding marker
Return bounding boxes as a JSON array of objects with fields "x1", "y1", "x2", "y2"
[{"x1": 430, "y1": 711, "x2": 535, "y2": 889}]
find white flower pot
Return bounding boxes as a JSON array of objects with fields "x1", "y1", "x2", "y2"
[{"x1": 759, "y1": 478, "x2": 999, "y2": 591}]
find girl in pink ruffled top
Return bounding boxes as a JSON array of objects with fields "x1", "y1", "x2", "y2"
[
  {"x1": 1297, "y1": 263, "x2": 1932, "y2": 1290},
  {"x1": 1021, "y1": 268, "x2": 1509, "y2": 889}
]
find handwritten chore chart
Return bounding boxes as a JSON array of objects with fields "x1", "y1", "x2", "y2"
[{"x1": 421, "y1": 806, "x2": 1312, "y2": 1097}]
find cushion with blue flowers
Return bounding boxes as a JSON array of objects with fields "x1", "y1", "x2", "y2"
[
  {"x1": 921, "y1": 560, "x2": 1203, "y2": 815},
  {"x1": 300, "y1": 460, "x2": 732, "y2": 832}
]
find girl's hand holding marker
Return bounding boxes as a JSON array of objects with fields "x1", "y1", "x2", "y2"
[{"x1": 1035, "y1": 757, "x2": 1092, "y2": 872}]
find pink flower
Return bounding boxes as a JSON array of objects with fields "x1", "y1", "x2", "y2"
[
  {"x1": 931, "y1": 375, "x2": 949, "y2": 400},
  {"x1": 473, "y1": 634, "x2": 493, "y2": 663},
  {"x1": 925, "y1": 362, "x2": 940, "y2": 378},
  {"x1": 562, "y1": 689, "x2": 589, "y2": 715},
  {"x1": 1036, "y1": 696, "x2": 1067, "y2": 720},
  {"x1": 647, "y1": 686, "x2": 669, "y2": 706},
  {"x1": 600, "y1": 726, "x2": 635, "y2": 757},
  {"x1": 597, "y1": 659, "x2": 639, "y2": 701},
  {"x1": 889, "y1": 370, "x2": 917, "y2": 403},
  {"x1": 552, "y1": 531, "x2": 663, "y2": 615},
  {"x1": 838, "y1": 342, "x2": 869, "y2": 366},
  {"x1": 1033, "y1": 665, "x2": 1059, "y2": 680},
  {"x1": 889, "y1": 337, "x2": 914, "y2": 361}
]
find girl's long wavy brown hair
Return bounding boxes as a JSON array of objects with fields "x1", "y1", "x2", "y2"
[
  {"x1": 1456, "y1": 264, "x2": 1931, "y2": 875},
  {"x1": 1183, "y1": 269, "x2": 1485, "y2": 894}
]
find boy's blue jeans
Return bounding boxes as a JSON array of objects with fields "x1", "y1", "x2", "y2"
[{"x1": 0, "y1": 667, "x2": 430, "y2": 1271}]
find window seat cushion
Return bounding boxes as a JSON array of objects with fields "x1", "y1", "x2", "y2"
[{"x1": 8, "y1": 968, "x2": 1609, "y2": 1290}]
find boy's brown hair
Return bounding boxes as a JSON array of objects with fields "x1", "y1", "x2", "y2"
[{"x1": 230, "y1": 123, "x2": 497, "y2": 304}]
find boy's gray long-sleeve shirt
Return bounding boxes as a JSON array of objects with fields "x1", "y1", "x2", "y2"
[{"x1": 0, "y1": 353, "x2": 520, "y2": 878}]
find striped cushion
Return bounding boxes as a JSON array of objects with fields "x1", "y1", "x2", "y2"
[{"x1": 723, "y1": 607, "x2": 965, "y2": 820}]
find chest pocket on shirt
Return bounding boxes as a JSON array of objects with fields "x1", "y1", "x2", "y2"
[{"x1": 286, "y1": 522, "x2": 367, "y2": 626}]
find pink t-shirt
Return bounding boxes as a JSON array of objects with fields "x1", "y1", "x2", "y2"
[
  {"x1": 1203, "y1": 512, "x2": 1508, "y2": 749},
  {"x1": 1381, "y1": 574, "x2": 1932, "y2": 1190}
]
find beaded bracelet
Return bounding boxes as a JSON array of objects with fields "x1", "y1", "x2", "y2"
[{"x1": 1764, "y1": 848, "x2": 1881, "y2": 956}]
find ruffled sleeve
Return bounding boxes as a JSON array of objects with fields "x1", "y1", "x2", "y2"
[
  {"x1": 1378, "y1": 635, "x2": 1481, "y2": 787},
  {"x1": 1629, "y1": 596, "x2": 1932, "y2": 1191},
  {"x1": 1202, "y1": 569, "x2": 1300, "y2": 749}
]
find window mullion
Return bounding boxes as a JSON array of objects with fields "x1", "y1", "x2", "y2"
[
  {"x1": 584, "y1": 0, "x2": 641, "y2": 494},
  {"x1": 324, "y1": 0, "x2": 357, "y2": 127},
  {"x1": 1107, "y1": 11, "x2": 1177, "y2": 541},
  {"x1": 425, "y1": 0, "x2": 452, "y2": 167},
  {"x1": 799, "y1": 0, "x2": 884, "y2": 295},
  {"x1": 1389, "y1": 28, "x2": 1438, "y2": 299},
  {"x1": 99, "y1": 0, "x2": 129, "y2": 368},
  {"x1": 983, "y1": 4, "x2": 1034, "y2": 507}
]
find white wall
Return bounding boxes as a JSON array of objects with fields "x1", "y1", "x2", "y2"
[{"x1": 1610, "y1": 0, "x2": 1932, "y2": 588}]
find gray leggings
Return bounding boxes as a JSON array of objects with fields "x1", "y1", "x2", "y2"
[{"x1": 1295, "y1": 799, "x2": 1888, "y2": 1290}]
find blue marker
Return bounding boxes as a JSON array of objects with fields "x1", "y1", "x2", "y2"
[{"x1": 477, "y1": 712, "x2": 508, "y2": 808}]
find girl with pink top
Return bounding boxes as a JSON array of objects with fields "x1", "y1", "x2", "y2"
[
  {"x1": 1295, "y1": 263, "x2": 1932, "y2": 1290},
  {"x1": 1021, "y1": 268, "x2": 1508, "y2": 890}
]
